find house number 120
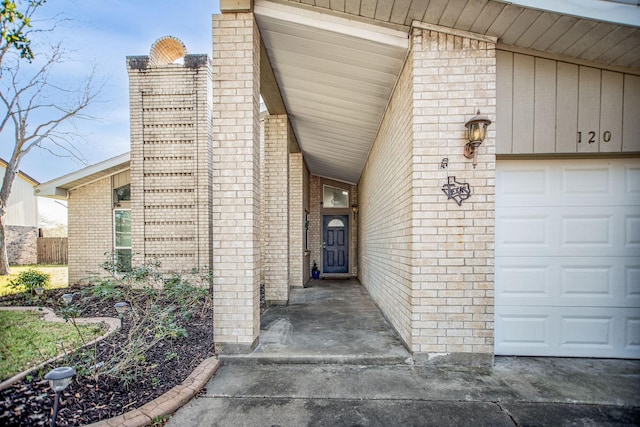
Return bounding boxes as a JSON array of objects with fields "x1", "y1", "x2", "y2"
[{"x1": 577, "y1": 131, "x2": 612, "y2": 144}]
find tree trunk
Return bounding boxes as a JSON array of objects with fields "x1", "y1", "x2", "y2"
[{"x1": 0, "y1": 214, "x2": 11, "y2": 275}]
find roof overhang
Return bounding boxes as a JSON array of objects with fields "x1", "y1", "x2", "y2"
[
  {"x1": 255, "y1": 1, "x2": 409, "y2": 184},
  {"x1": 253, "y1": 0, "x2": 640, "y2": 184},
  {"x1": 34, "y1": 152, "x2": 130, "y2": 200}
]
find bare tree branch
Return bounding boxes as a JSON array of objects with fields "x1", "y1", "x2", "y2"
[{"x1": 0, "y1": 28, "x2": 101, "y2": 275}]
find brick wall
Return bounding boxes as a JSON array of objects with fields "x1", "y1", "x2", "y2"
[
  {"x1": 6, "y1": 225, "x2": 37, "y2": 265},
  {"x1": 358, "y1": 52, "x2": 414, "y2": 347},
  {"x1": 212, "y1": 12, "x2": 261, "y2": 353},
  {"x1": 359, "y1": 28, "x2": 496, "y2": 364},
  {"x1": 309, "y1": 175, "x2": 321, "y2": 275},
  {"x1": 411, "y1": 28, "x2": 496, "y2": 363},
  {"x1": 68, "y1": 177, "x2": 113, "y2": 284},
  {"x1": 263, "y1": 115, "x2": 289, "y2": 302},
  {"x1": 289, "y1": 151, "x2": 304, "y2": 287},
  {"x1": 127, "y1": 55, "x2": 212, "y2": 276}
]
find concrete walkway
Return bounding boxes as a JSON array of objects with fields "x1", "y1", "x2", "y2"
[
  {"x1": 168, "y1": 279, "x2": 640, "y2": 426},
  {"x1": 221, "y1": 278, "x2": 411, "y2": 365}
]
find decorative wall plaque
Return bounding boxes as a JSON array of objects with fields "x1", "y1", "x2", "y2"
[{"x1": 442, "y1": 176, "x2": 471, "y2": 206}]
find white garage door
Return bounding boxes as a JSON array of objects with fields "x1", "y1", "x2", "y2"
[{"x1": 495, "y1": 158, "x2": 640, "y2": 358}]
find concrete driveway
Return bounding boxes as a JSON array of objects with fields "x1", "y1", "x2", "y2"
[{"x1": 168, "y1": 279, "x2": 640, "y2": 426}]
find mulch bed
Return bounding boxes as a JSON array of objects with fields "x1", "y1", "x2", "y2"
[{"x1": 0, "y1": 285, "x2": 215, "y2": 426}]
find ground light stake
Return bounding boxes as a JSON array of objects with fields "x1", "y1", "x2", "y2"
[
  {"x1": 114, "y1": 301, "x2": 130, "y2": 327},
  {"x1": 44, "y1": 366, "x2": 75, "y2": 427}
]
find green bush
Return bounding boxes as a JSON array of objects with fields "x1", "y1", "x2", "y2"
[
  {"x1": 8, "y1": 268, "x2": 50, "y2": 293},
  {"x1": 70, "y1": 257, "x2": 212, "y2": 386}
]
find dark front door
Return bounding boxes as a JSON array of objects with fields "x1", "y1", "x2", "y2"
[{"x1": 323, "y1": 215, "x2": 349, "y2": 273}]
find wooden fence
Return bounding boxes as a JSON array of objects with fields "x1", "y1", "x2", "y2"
[{"x1": 37, "y1": 237, "x2": 68, "y2": 265}]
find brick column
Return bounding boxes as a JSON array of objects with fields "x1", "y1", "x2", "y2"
[
  {"x1": 127, "y1": 54, "x2": 212, "y2": 275},
  {"x1": 411, "y1": 27, "x2": 496, "y2": 366},
  {"x1": 289, "y1": 151, "x2": 304, "y2": 287},
  {"x1": 262, "y1": 115, "x2": 289, "y2": 303},
  {"x1": 212, "y1": 12, "x2": 261, "y2": 353}
]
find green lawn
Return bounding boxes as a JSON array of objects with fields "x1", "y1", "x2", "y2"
[
  {"x1": 0, "y1": 310, "x2": 105, "y2": 380},
  {"x1": 0, "y1": 265, "x2": 68, "y2": 297}
]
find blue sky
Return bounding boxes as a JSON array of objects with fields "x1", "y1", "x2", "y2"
[{"x1": 1, "y1": 0, "x2": 221, "y2": 184}]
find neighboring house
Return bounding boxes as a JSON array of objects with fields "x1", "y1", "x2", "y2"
[
  {"x1": 1, "y1": 158, "x2": 39, "y2": 265},
  {"x1": 36, "y1": 0, "x2": 640, "y2": 364}
]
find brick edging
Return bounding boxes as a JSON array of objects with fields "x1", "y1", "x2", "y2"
[{"x1": 84, "y1": 356, "x2": 220, "y2": 427}]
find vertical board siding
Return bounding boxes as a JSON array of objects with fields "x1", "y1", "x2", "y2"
[
  {"x1": 496, "y1": 50, "x2": 513, "y2": 153},
  {"x1": 496, "y1": 50, "x2": 639, "y2": 155},
  {"x1": 623, "y1": 74, "x2": 640, "y2": 152},
  {"x1": 512, "y1": 54, "x2": 535, "y2": 153},
  {"x1": 577, "y1": 66, "x2": 601, "y2": 153},
  {"x1": 600, "y1": 71, "x2": 624, "y2": 152},
  {"x1": 534, "y1": 57, "x2": 556, "y2": 153},
  {"x1": 556, "y1": 62, "x2": 579, "y2": 152}
]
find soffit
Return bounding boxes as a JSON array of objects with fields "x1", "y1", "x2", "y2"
[
  {"x1": 255, "y1": 1, "x2": 408, "y2": 184},
  {"x1": 270, "y1": 0, "x2": 640, "y2": 69},
  {"x1": 34, "y1": 153, "x2": 131, "y2": 199},
  {"x1": 255, "y1": 0, "x2": 640, "y2": 184}
]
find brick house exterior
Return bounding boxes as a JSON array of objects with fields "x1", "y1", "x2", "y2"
[{"x1": 36, "y1": 0, "x2": 640, "y2": 363}]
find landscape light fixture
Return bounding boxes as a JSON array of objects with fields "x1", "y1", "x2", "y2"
[
  {"x1": 44, "y1": 366, "x2": 75, "y2": 427},
  {"x1": 463, "y1": 110, "x2": 492, "y2": 168},
  {"x1": 34, "y1": 287, "x2": 44, "y2": 296},
  {"x1": 114, "y1": 301, "x2": 130, "y2": 327},
  {"x1": 61, "y1": 293, "x2": 74, "y2": 305}
]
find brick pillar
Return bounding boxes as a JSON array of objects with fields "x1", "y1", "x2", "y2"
[
  {"x1": 212, "y1": 12, "x2": 261, "y2": 353},
  {"x1": 127, "y1": 53, "x2": 212, "y2": 275},
  {"x1": 411, "y1": 27, "x2": 496, "y2": 366},
  {"x1": 289, "y1": 151, "x2": 304, "y2": 287},
  {"x1": 262, "y1": 115, "x2": 289, "y2": 303}
]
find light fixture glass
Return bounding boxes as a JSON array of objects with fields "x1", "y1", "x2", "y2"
[
  {"x1": 464, "y1": 110, "x2": 492, "y2": 168},
  {"x1": 114, "y1": 301, "x2": 130, "y2": 315},
  {"x1": 61, "y1": 293, "x2": 74, "y2": 305},
  {"x1": 45, "y1": 366, "x2": 75, "y2": 392}
]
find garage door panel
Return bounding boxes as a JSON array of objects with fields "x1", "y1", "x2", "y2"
[
  {"x1": 496, "y1": 311, "x2": 551, "y2": 349},
  {"x1": 498, "y1": 207, "x2": 637, "y2": 257},
  {"x1": 626, "y1": 165, "x2": 640, "y2": 194},
  {"x1": 561, "y1": 214, "x2": 612, "y2": 247},
  {"x1": 496, "y1": 264, "x2": 550, "y2": 298},
  {"x1": 496, "y1": 158, "x2": 640, "y2": 359},
  {"x1": 560, "y1": 315, "x2": 614, "y2": 349},
  {"x1": 627, "y1": 267, "x2": 640, "y2": 298},
  {"x1": 497, "y1": 213, "x2": 550, "y2": 248},
  {"x1": 561, "y1": 165, "x2": 610, "y2": 196},
  {"x1": 497, "y1": 256, "x2": 636, "y2": 307},
  {"x1": 496, "y1": 307, "x2": 640, "y2": 358},
  {"x1": 498, "y1": 167, "x2": 548, "y2": 198},
  {"x1": 561, "y1": 265, "x2": 614, "y2": 299},
  {"x1": 627, "y1": 216, "x2": 640, "y2": 246},
  {"x1": 498, "y1": 159, "x2": 640, "y2": 207},
  {"x1": 627, "y1": 318, "x2": 640, "y2": 351}
]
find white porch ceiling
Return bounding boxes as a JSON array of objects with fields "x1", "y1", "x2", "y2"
[
  {"x1": 255, "y1": 2, "x2": 408, "y2": 184},
  {"x1": 253, "y1": 0, "x2": 640, "y2": 184}
]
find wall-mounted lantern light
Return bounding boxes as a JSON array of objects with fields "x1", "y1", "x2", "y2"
[
  {"x1": 351, "y1": 203, "x2": 359, "y2": 215},
  {"x1": 464, "y1": 110, "x2": 491, "y2": 168}
]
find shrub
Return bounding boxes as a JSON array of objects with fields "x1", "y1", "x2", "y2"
[
  {"x1": 8, "y1": 269, "x2": 50, "y2": 293},
  {"x1": 69, "y1": 257, "x2": 212, "y2": 386}
]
